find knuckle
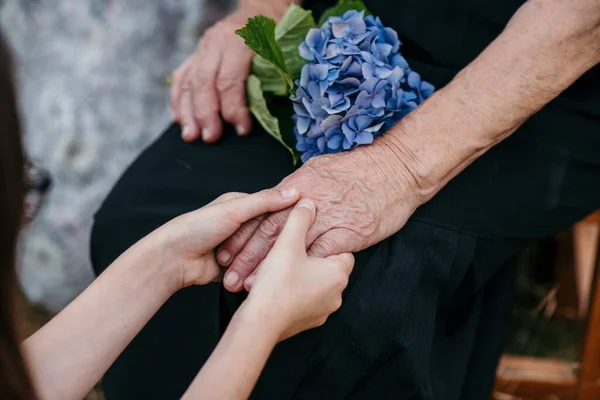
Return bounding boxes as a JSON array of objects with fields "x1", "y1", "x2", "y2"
[
  {"x1": 333, "y1": 297, "x2": 343, "y2": 311},
  {"x1": 220, "y1": 107, "x2": 240, "y2": 122},
  {"x1": 222, "y1": 104, "x2": 248, "y2": 122},
  {"x1": 181, "y1": 79, "x2": 194, "y2": 93},
  {"x1": 195, "y1": 76, "x2": 211, "y2": 88},
  {"x1": 232, "y1": 253, "x2": 259, "y2": 275},
  {"x1": 173, "y1": 67, "x2": 186, "y2": 81},
  {"x1": 257, "y1": 218, "x2": 284, "y2": 242},
  {"x1": 312, "y1": 237, "x2": 339, "y2": 257},
  {"x1": 216, "y1": 76, "x2": 243, "y2": 93},
  {"x1": 336, "y1": 273, "x2": 349, "y2": 290},
  {"x1": 224, "y1": 231, "x2": 252, "y2": 253}
]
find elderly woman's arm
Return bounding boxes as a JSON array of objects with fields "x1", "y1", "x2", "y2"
[
  {"x1": 378, "y1": 0, "x2": 600, "y2": 204},
  {"x1": 218, "y1": 0, "x2": 600, "y2": 292}
]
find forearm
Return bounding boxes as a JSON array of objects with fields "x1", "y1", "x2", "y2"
[
  {"x1": 22, "y1": 238, "x2": 176, "y2": 400},
  {"x1": 182, "y1": 302, "x2": 280, "y2": 400},
  {"x1": 378, "y1": 0, "x2": 600, "y2": 203}
]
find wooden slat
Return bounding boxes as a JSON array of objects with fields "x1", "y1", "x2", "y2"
[
  {"x1": 577, "y1": 240, "x2": 600, "y2": 399},
  {"x1": 583, "y1": 211, "x2": 600, "y2": 225},
  {"x1": 494, "y1": 356, "x2": 578, "y2": 399}
]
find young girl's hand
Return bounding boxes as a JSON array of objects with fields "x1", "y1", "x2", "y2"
[
  {"x1": 244, "y1": 199, "x2": 355, "y2": 341},
  {"x1": 144, "y1": 189, "x2": 300, "y2": 291}
]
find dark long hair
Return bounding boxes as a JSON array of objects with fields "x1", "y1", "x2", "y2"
[{"x1": 0, "y1": 29, "x2": 37, "y2": 399}]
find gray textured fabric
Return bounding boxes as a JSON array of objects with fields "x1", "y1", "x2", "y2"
[{"x1": 0, "y1": 0, "x2": 217, "y2": 310}]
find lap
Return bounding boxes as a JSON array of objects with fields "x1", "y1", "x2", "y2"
[{"x1": 91, "y1": 123, "x2": 523, "y2": 399}]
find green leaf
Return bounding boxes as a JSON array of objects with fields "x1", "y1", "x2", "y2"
[
  {"x1": 236, "y1": 16, "x2": 294, "y2": 91},
  {"x1": 247, "y1": 4, "x2": 315, "y2": 95},
  {"x1": 251, "y1": 56, "x2": 288, "y2": 96},
  {"x1": 275, "y1": 4, "x2": 316, "y2": 81},
  {"x1": 246, "y1": 75, "x2": 300, "y2": 164},
  {"x1": 317, "y1": 0, "x2": 370, "y2": 26}
]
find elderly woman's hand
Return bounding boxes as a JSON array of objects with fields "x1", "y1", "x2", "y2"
[
  {"x1": 170, "y1": 2, "x2": 288, "y2": 143},
  {"x1": 217, "y1": 143, "x2": 423, "y2": 292}
]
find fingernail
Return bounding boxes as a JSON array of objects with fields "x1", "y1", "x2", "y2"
[
  {"x1": 280, "y1": 188, "x2": 297, "y2": 199},
  {"x1": 245, "y1": 275, "x2": 256, "y2": 287},
  {"x1": 182, "y1": 125, "x2": 192, "y2": 139},
  {"x1": 236, "y1": 125, "x2": 247, "y2": 136},
  {"x1": 297, "y1": 199, "x2": 315, "y2": 210},
  {"x1": 202, "y1": 128, "x2": 211, "y2": 141},
  {"x1": 224, "y1": 271, "x2": 239, "y2": 287},
  {"x1": 218, "y1": 249, "x2": 231, "y2": 265}
]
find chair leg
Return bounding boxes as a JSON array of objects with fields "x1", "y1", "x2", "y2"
[
  {"x1": 577, "y1": 226, "x2": 600, "y2": 399},
  {"x1": 573, "y1": 220, "x2": 600, "y2": 318}
]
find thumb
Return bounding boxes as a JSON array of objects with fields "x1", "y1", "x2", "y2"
[
  {"x1": 325, "y1": 253, "x2": 355, "y2": 275},
  {"x1": 274, "y1": 199, "x2": 316, "y2": 253}
]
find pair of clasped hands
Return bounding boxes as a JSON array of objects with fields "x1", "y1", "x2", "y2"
[{"x1": 159, "y1": 188, "x2": 354, "y2": 340}]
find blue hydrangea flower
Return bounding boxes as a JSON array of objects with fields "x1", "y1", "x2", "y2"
[{"x1": 292, "y1": 10, "x2": 435, "y2": 162}]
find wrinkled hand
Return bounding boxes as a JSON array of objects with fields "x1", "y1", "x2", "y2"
[
  {"x1": 218, "y1": 147, "x2": 422, "y2": 292},
  {"x1": 244, "y1": 199, "x2": 355, "y2": 341},
  {"x1": 170, "y1": 4, "x2": 286, "y2": 143},
  {"x1": 147, "y1": 188, "x2": 299, "y2": 291}
]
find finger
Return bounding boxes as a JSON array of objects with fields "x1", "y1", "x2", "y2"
[
  {"x1": 243, "y1": 270, "x2": 257, "y2": 292},
  {"x1": 206, "y1": 192, "x2": 248, "y2": 207},
  {"x1": 224, "y1": 210, "x2": 292, "y2": 292},
  {"x1": 191, "y1": 40, "x2": 223, "y2": 143},
  {"x1": 171, "y1": 58, "x2": 193, "y2": 121},
  {"x1": 217, "y1": 188, "x2": 299, "y2": 226},
  {"x1": 273, "y1": 199, "x2": 317, "y2": 253},
  {"x1": 217, "y1": 216, "x2": 265, "y2": 266},
  {"x1": 325, "y1": 253, "x2": 355, "y2": 275},
  {"x1": 179, "y1": 82, "x2": 200, "y2": 142},
  {"x1": 217, "y1": 48, "x2": 253, "y2": 136},
  {"x1": 217, "y1": 188, "x2": 300, "y2": 266},
  {"x1": 307, "y1": 229, "x2": 353, "y2": 259}
]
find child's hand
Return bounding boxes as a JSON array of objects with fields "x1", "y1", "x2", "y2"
[
  {"x1": 145, "y1": 189, "x2": 300, "y2": 290},
  {"x1": 244, "y1": 199, "x2": 355, "y2": 341}
]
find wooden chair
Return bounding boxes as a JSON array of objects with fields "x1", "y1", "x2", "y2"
[{"x1": 494, "y1": 211, "x2": 600, "y2": 400}]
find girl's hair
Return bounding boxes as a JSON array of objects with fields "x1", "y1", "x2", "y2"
[{"x1": 0, "y1": 29, "x2": 37, "y2": 399}]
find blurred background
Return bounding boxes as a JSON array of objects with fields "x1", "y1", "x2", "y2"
[{"x1": 1, "y1": 0, "x2": 233, "y2": 311}]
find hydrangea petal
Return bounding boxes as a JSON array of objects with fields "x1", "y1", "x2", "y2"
[
  {"x1": 407, "y1": 71, "x2": 422, "y2": 89},
  {"x1": 327, "y1": 135, "x2": 343, "y2": 150},
  {"x1": 355, "y1": 132, "x2": 374, "y2": 145},
  {"x1": 297, "y1": 116, "x2": 311, "y2": 134},
  {"x1": 355, "y1": 115, "x2": 374, "y2": 131},
  {"x1": 341, "y1": 123, "x2": 357, "y2": 143},
  {"x1": 421, "y1": 81, "x2": 435, "y2": 98}
]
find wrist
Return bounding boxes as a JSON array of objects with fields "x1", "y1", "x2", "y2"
[
  {"x1": 235, "y1": 300, "x2": 284, "y2": 344},
  {"x1": 373, "y1": 81, "x2": 499, "y2": 206},
  {"x1": 129, "y1": 232, "x2": 182, "y2": 296}
]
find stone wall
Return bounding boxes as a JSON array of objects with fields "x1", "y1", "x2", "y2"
[{"x1": 1, "y1": 0, "x2": 233, "y2": 311}]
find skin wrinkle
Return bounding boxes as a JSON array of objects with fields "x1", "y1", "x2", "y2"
[{"x1": 299, "y1": 159, "x2": 381, "y2": 242}]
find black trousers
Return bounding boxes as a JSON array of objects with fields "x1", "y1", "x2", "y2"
[{"x1": 91, "y1": 123, "x2": 527, "y2": 400}]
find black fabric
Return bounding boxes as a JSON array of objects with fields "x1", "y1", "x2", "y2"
[
  {"x1": 92, "y1": 124, "x2": 526, "y2": 399},
  {"x1": 305, "y1": 0, "x2": 600, "y2": 238},
  {"x1": 90, "y1": 1, "x2": 600, "y2": 398}
]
